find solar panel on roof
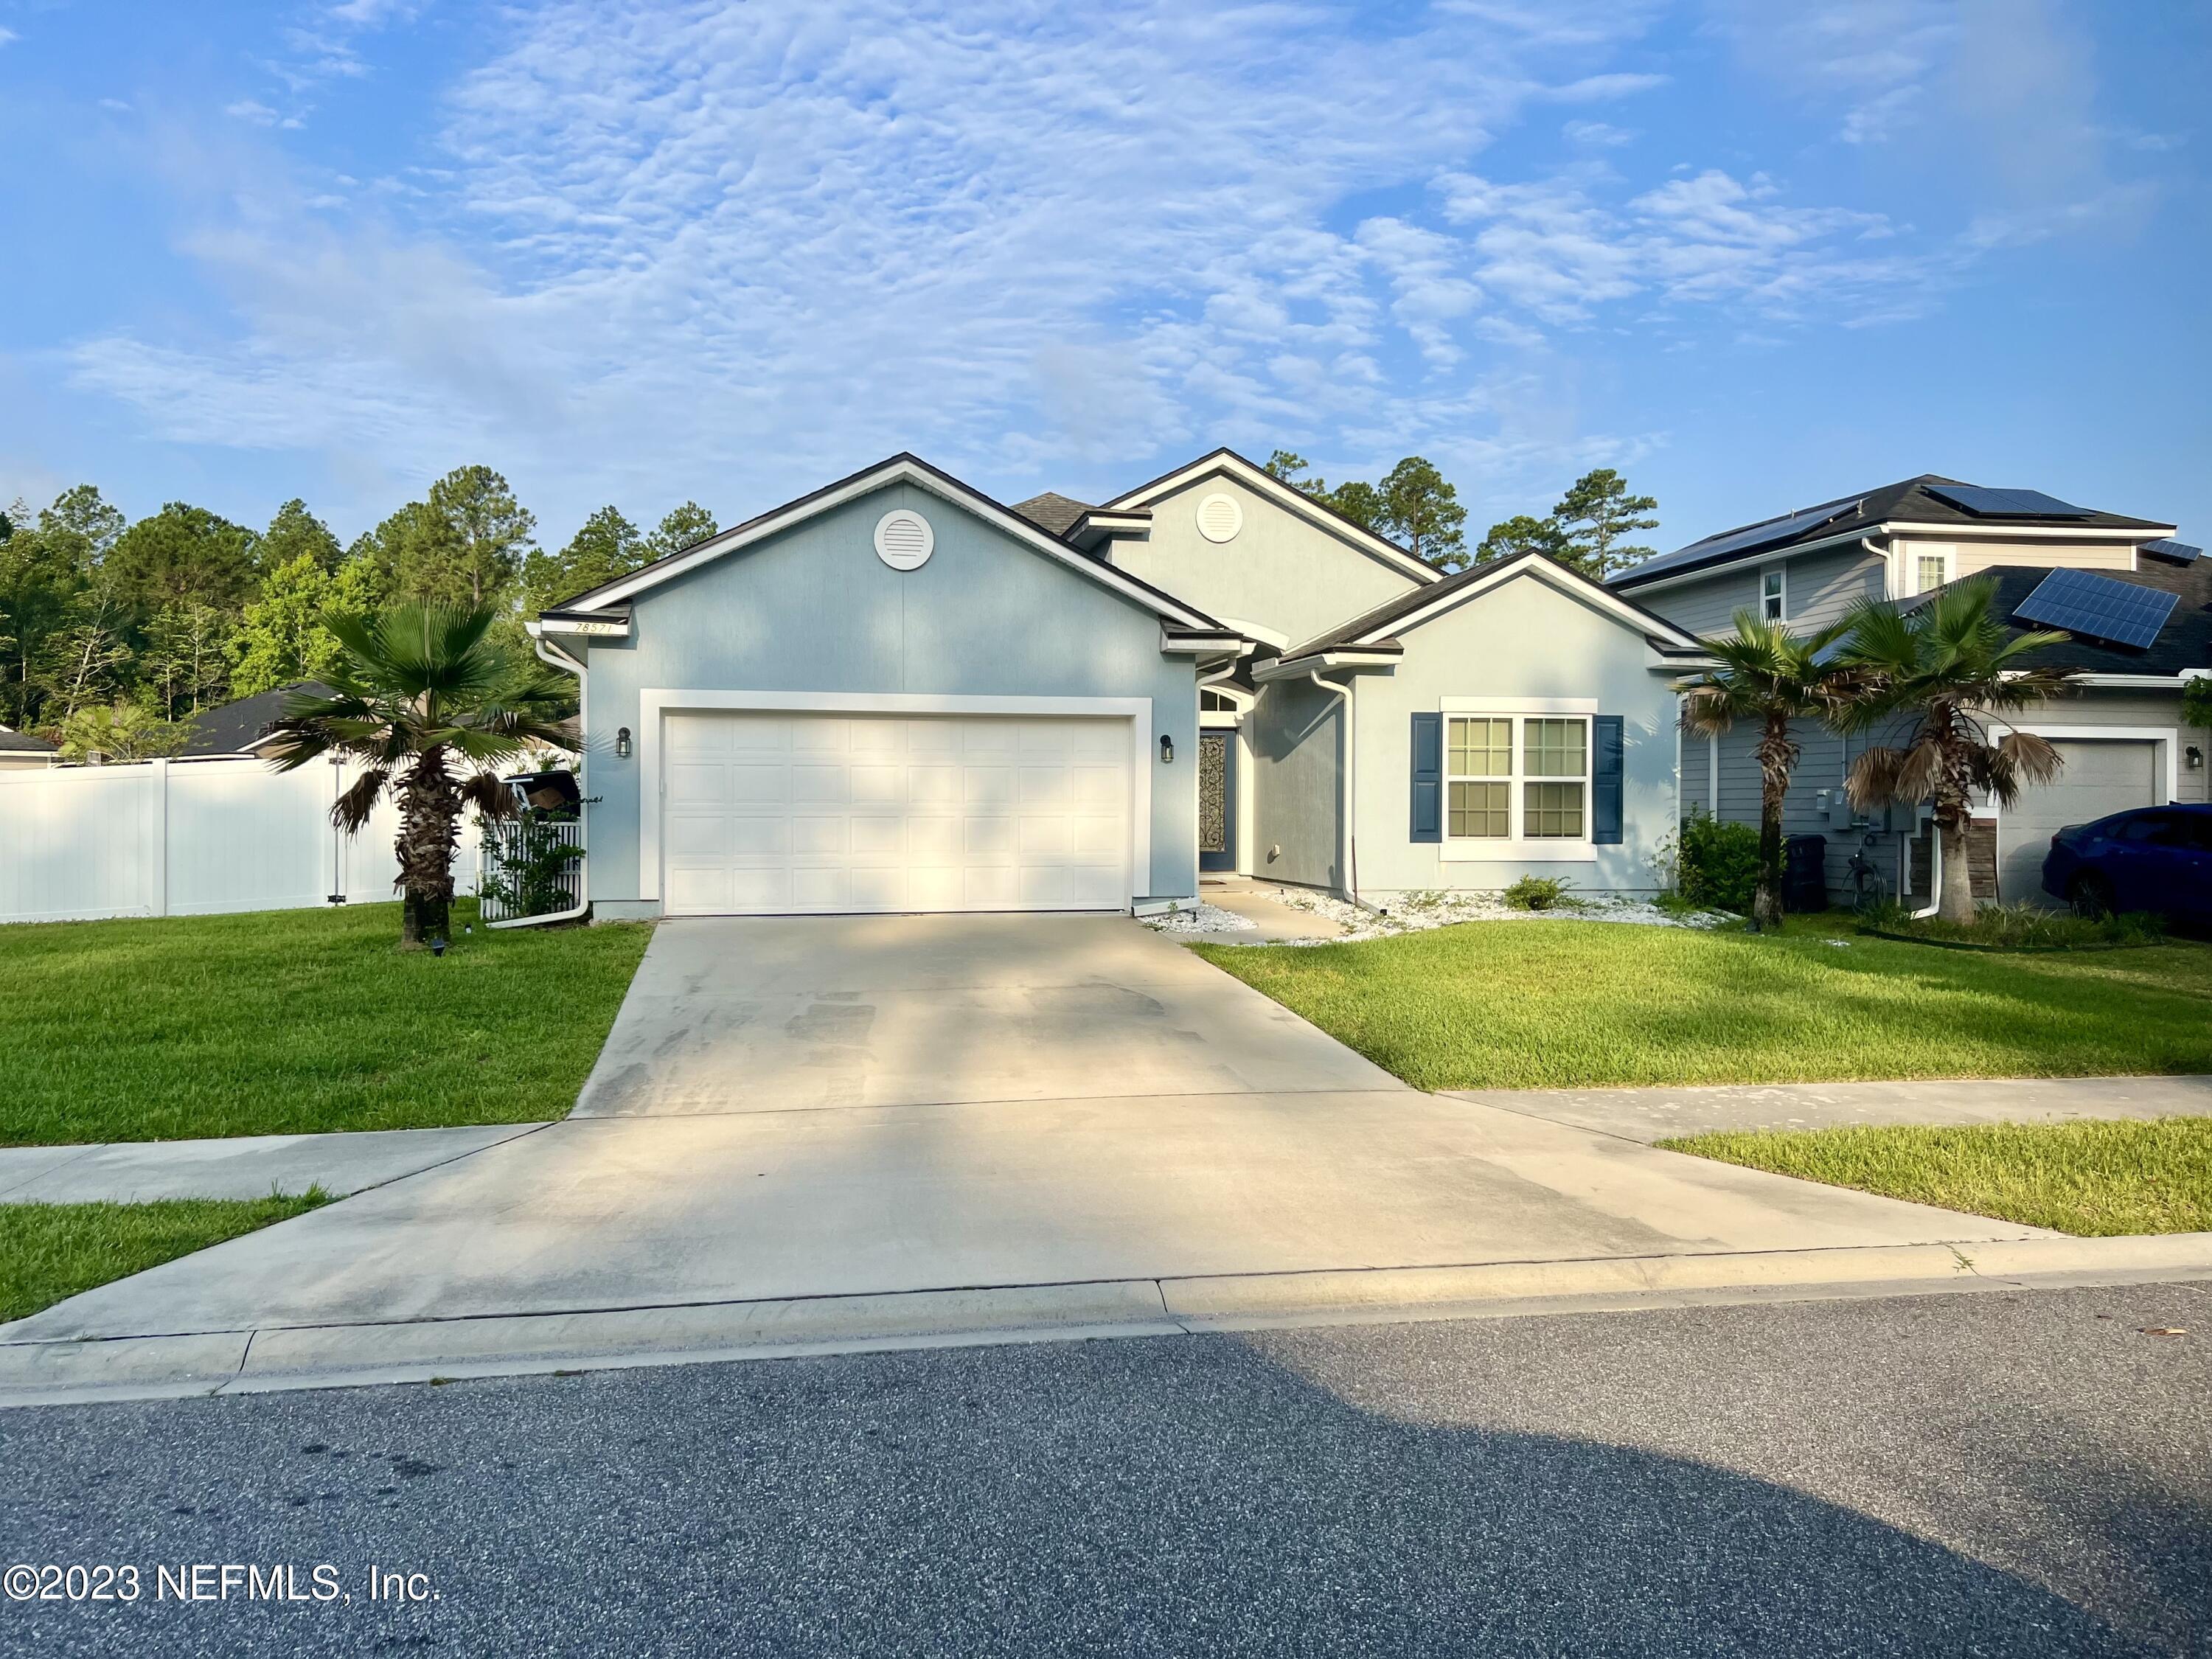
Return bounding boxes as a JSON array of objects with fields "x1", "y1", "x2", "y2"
[
  {"x1": 1925, "y1": 484, "x2": 2093, "y2": 519},
  {"x1": 1649, "y1": 499, "x2": 1862, "y2": 570},
  {"x1": 2143, "y1": 538, "x2": 2202, "y2": 564},
  {"x1": 2013, "y1": 568, "x2": 2178, "y2": 650}
]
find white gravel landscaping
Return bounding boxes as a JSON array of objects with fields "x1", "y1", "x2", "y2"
[
  {"x1": 1140, "y1": 901, "x2": 1261, "y2": 935},
  {"x1": 1180, "y1": 885, "x2": 1734, "y2": 946}
]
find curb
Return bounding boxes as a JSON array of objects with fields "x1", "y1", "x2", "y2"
[{"x1": 4, "y1": 1233, "x2": 2209, "y2": 1408}]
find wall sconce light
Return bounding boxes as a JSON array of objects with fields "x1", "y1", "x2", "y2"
[
  {"x1": 2188, "y1": 745, "x2": 2204, "y2": 771},
  {"x1": 1159, "y1": 734, "x2": 1175, "y2": 764},
  {"x1": 616, "y1": 726, "x2": 633, "y2": 759}
]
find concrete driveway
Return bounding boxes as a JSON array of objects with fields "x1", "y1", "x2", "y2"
[
  {"x1": 571, "y1": 915, "x2": 1398, "y2": 1115},
  {"x1": 3, "y1": 916, "x2": 2070, "y2": 1382}
]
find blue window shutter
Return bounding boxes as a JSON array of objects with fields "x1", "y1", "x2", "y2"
[
  {"x1": 1593, "y1": 715, "x2": 1624, "y2": 845},
  {"x1": 1410, "y1": 712, "x2": 1442, "y2": 843}
]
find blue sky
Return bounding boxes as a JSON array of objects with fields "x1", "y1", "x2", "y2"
[{"x1": 1, "y1": 1, "x2": 2205, "y2": 555}]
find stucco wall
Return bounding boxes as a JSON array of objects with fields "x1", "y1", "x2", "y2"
[
  {"x1": 1248, "y1": 676, "x2": 1344, "y2": 890},
  {"x1": 1347, "y1": 572, "x2": 1680, "y2": 898},
  {"x1": 576, "y1": 481, "x2": 1200, "y2": 913},
  {"x1": 1106, "y1": 472, "x2": 1425, "y2": 650}
]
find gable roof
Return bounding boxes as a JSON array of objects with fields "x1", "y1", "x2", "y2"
[
  {"x1": 0, "y1": 724, "x2": 56, "y2": 756},
  {"x1": 552, "y1": 454, "x2": 1226, "y2": 632},
  {"x1": 1279, "y1": 550, "x2": 1705, "y2": 665},
  {"x1": 1612, "y1": 475, "x2": 2175, "y2": 591},
  {"x1": 1009, "y1": 492, "x2": 1093, "y2": 536},
  {"x1": 1102, "y1": 448, "x2": 1445, "y2": 587},
  {"x1": 181, "y1": 681, "x2": 337, "y2": 756}
]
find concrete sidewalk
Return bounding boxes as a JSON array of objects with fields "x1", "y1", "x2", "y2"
[
  {"x1": 1448, "y1": 1075, "x2": 2212, "y2": 1144},
  {"x1": 6, "y1": 917, "x2": 2207, "y2": 1410},
  {"x1": 0, "y1": 1123, "x2": 546, "y2": 1204}
]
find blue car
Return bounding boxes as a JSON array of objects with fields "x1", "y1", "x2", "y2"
[{"x1": 2042, "y1": 804, "x2": 2212, "y2": 922}]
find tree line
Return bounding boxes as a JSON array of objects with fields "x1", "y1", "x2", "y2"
[
  {"x1": 1262, "y1": 450, "x2": 1660, "y2": 580},
  {"x1": 0, "y1": 470, "x2": 715, "y2": 759}
]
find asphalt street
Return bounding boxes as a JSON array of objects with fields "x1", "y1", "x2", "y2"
[{"x1": 4, "y1": 1281, "x2": 2207, "y2": 1658}]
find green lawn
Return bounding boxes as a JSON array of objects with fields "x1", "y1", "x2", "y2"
[
  {"x1": 0, "y1": 900, "x2": 652, "y2": 1146},
  {"x1": 0, "y1": 1193, "x2": 329, "y2": 1323},
  {"x1": 1662, "y1": 1118, "x2": 2212, "y2": 1237},
  {"x1": 1192, "y1": 919, "x2": 2212, "y2": 1091}
]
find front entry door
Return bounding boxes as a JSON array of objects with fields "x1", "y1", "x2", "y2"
[{"x1": 1199, "y1": 731, "x2": 1236, "y2": 872}]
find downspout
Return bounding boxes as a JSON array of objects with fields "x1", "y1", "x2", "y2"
[
  {"x1": 1857, "y1": 533, "x2": 1943, "y2": 916},
  {"x1": 1307, "y1": 669, "x2": 1364, "y2": 908}
]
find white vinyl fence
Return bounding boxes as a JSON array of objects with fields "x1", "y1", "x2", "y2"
[{"x1": 0, "y1": 757, "x2": 480, "y2": 926}]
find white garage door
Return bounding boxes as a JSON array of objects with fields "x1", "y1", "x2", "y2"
[
  {"x1": 1996, "y1": 738, "x2": 2161, "y2": 904},
  {"x1": 661, "y1": 712, "x2": 1132, "y2": 916}
]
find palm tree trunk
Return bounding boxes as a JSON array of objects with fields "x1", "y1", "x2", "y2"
[
  {"x1": 394, "y1": 749, "x2": 461, "y2": 947},
  {"x1": 1935, "y1": 809, "x2": 1976, "y2": 925},
  {"x1": 1753, "y1": 780, "x2": 1786, "y2": 931}
]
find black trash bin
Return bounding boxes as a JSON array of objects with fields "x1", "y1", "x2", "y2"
[{"x1": 1784, "y1": 833, "x2": 1828, "y2": 913}]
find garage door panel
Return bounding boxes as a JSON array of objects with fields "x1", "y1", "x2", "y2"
[
  {"x1": 728, "y1": 763, "x2": 790, "y2": 805},
  {"x1": 661, "y1": 712, "x2": 1130, "y2": 916},
  {"x1": 665, "y1": 815, "x2": 734, "y2": 858},
  {"x1": 849, "y1": 815, "x2": 905, "y2": 857},
  {"x1": 851, "y1": 764, "x2": 905, "y2": 806},
  {"x1": 789, "y1": 815, "x2": 845, "y2": 855},
  {"x1": 965, "y1": 866, "x2": 1020, "y2": 908},
  {"x1": 1997, "y1": 737, "x2": 2162, "y2": 905}
]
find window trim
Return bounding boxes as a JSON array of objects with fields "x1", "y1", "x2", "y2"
[
  {"x1": 1760, "y1": 566, "x2": 1786, "y2": 623},
  {"x1": 1909, "y1": 545, "x2": 1953, "y2": 596},
  {"x1": 1439, "y1": 708, "x2": 1599, "y2": 862}
]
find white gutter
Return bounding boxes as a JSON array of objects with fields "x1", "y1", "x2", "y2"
[{"x1": 1308, "y1": 669, "x2": 1361, "y2": 906}]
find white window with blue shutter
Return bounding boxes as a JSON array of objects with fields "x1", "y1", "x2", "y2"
[{"x1": 1419, "y1": 700, "x2": 1622, "y2": 860}]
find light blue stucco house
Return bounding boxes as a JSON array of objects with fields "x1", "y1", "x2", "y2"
[{"x1": 529, "y1": 449, "x2": 1711, "y2": 919}]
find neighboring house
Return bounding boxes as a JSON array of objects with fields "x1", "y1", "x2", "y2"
[
  {"x1": 529, "y1": 448, "x2": 1709, "y2": 919},
  {"x1": 0, "y1": 726, "x2": 58, "y2": 771},
  {"x1": 180, "y1": 682, "x2": 337, "y2": 758},
  {"x1": 1611, "y1": 477, "x2": 2206, "y2": 906}
]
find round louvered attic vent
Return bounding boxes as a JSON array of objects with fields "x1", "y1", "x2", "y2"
[
  {"x1": 874, "y1": 508, "x2": 934, "y2": 570},
  {"x1": 1196, "y1": 492, "x2": 1242, "y2": 543}
]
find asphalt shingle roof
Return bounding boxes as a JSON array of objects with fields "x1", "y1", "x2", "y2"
[
  {"x1": 1922, "y1": 561, "x2": 2212, "y2": 678},
  {"x1": 181, "y1": 681, "x2": 335, "y2": 757},
  {"x1": 1009, "y1": 493, "x2": 1094, "y2": 536},
  {"x1": 1611, "y1": 475, "x2": 2173, "y2": 591},
  {"x1": 0, "y1": 726, "x2": 55, "y2": 754}
]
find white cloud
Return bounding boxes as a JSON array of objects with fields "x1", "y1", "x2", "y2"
[
  {"x1": 1562, "y1": 119, "x2": 1635, "y2": 147},
  {"x1": 223, "y1": 100, "x2": 299, "y2": 129},
  {"x1": 66, "y1": 0, "x2": 1983, "y2": 527},
  {"x1": 0, "y1": 27, "x2": 17, "y2": 48}
]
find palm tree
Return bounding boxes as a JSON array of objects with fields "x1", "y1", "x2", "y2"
[
  {"x1": 1833, "y1": 579, "x2": 2077, "y2": 925},
  {"x1": 1677, "y1": 613, "x2": 1855, "y2": 931},
  {"x1": 264, "y1": 605, "x2": 572, "y2": 947}
]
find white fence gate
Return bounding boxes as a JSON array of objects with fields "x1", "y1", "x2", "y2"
[{"x1": 0, "y1": 757, "x2": 480, "y2": 926}]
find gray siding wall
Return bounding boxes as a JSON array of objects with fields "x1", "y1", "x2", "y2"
[
  {"x1": 578, "y1": 481, "x2": 1200, "y2": 912},
  {"x1": 1630, "y1": 547, "x2": 1885, "y2": 638},
  {"x1": 1248, "y1": 676, "x2": 1344, "y2": 890},
  {"x1": 1636, "y1": 566, "x2": 1758, "y2": 637},
  {"x1": 1350, "y1": 571, "x2": 1680, "y2": 898},
  {"x1": 1107, "y1": 472, "x2": 1425, "y2": 650},
  {"x1": 1693, "y1": 686, "x2": 2205, "y2": 904},
  {"x1": 1787, "y1": 546, "x2": 1885, "y2": 630}
]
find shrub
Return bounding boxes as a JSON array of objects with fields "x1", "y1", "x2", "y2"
[
  {"x1": 1502, "y1": 875, "x2": 1571, "y2": 911},
  {"x1": 1858, "y1": 898, "x2": 2165, "y2": 950},
  {"x1": 1674, "y1": 809, "x2": 1760, "y2": 915}
]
